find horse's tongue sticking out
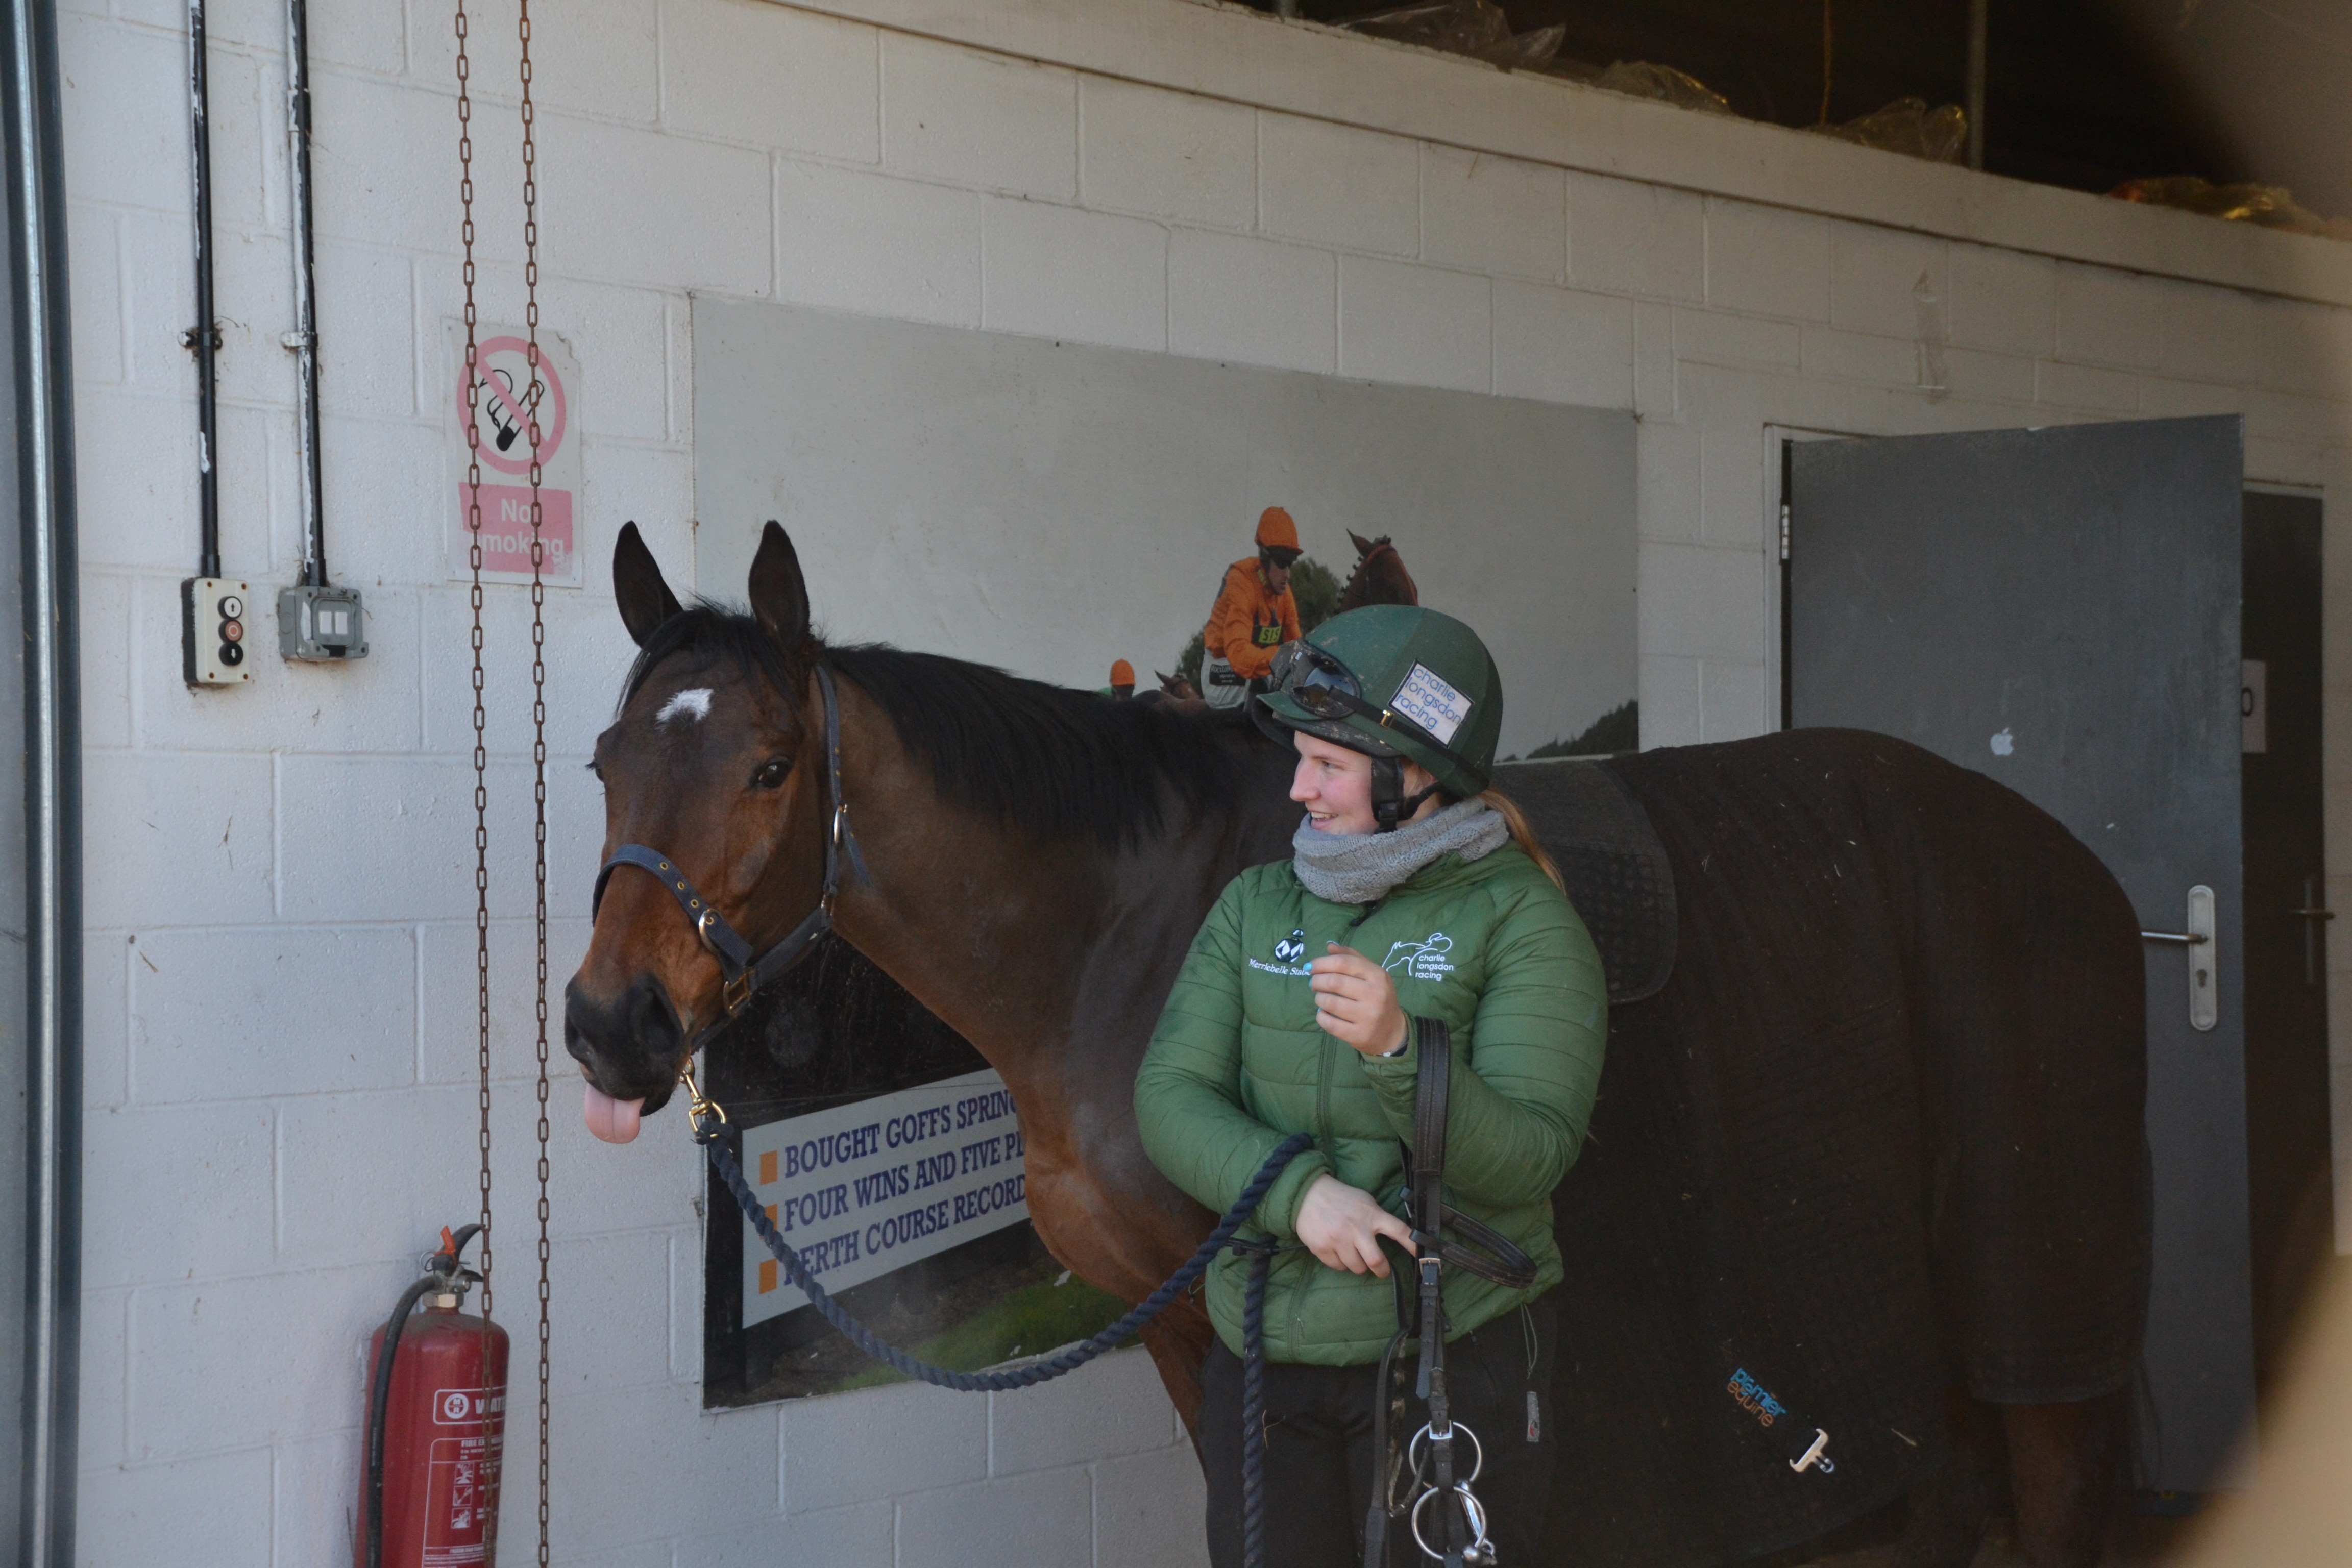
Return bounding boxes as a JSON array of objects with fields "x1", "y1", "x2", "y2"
[{"x1": 583, "y1": 1083, "x2": 644, "y2": 1144}]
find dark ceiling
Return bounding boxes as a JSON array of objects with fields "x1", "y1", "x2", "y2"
[{"x1": 1258, "y1": 0, "x2": 2352, "y2": 220}]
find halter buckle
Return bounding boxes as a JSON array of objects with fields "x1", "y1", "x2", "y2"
[{"x1": 721, "y1": 968, "x2": 754, "y2": 1016}]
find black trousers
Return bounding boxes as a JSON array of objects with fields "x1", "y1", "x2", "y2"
[{"x1": 1198, "y1": 1294, "x2": 1557, "y2": 1568}]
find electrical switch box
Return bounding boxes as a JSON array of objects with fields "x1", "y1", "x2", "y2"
[
  {"x1": 278, "y1": 584, "x2": 369, "y2": 661},
  {"x1": 181, "y1": 577, "x2": 253, "y2": 687}
]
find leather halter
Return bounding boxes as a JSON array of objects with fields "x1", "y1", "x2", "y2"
[{"x1": 591, "y1": 663, "x2": 869, "y2": 1028}]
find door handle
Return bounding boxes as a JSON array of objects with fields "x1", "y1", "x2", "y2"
[
  {"x1": 2145, "y1": 893, "x2": 2211, "y2": 1030},
  {"x1": 2295, "y1": 874, "x2": 2333, "y2": 987},
  {"x1": 2142, "y1": 887, "x2": 2218, "y2": 1031}
]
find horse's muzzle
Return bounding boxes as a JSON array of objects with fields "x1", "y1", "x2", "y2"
[{"x1": 562, "y1": 972, "x2": 685, "y2": 1117}]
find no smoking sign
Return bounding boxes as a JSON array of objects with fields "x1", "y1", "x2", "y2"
[{"x1": 446, "y1": 325, "x2": 584, "y2": 586}]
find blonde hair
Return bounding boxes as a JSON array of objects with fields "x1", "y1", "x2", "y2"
[{"x1": 1478, "y1": 787, "x2": 1565, "y2": 894}]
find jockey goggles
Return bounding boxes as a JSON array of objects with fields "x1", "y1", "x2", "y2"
[{"x1": 1268, "y1": 640, "x2": 1488, "y2": 787}]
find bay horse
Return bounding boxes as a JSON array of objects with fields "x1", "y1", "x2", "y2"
[
  {"x1": 568, "y1": 522, "x2": 2147, "y2": 1568},
  {"x1": 1338, "y1": 528, "x2": 1418, "y2": 610}
]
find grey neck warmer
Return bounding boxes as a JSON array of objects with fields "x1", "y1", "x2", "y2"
[{"x1": 1291, "y1": 796, "x2": 1510, "y2": 906}]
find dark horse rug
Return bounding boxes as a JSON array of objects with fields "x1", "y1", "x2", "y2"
[{"x1": 1499, "y1": 729, "x2": 2150, "y2": 1566}]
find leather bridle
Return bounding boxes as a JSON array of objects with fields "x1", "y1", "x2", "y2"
[{"x1": 591, "y1": 663, "x2": 869, "y2": 1036}]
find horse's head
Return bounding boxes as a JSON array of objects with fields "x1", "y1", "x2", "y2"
[
  {"x1": 563, "y1": 520, "x2": 829, "y2": 1142},
  {"x1": 1338, "y1": 530, "x2": 1419, "y2": 612}
]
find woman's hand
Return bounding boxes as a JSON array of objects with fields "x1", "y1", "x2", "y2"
[
  {"x1": 1310, "y1": 944, "x2": 1409, "y2": 1057},
  {"x1": 1294, "y1": 1173, "x2": 1418, "y2": 1278}
]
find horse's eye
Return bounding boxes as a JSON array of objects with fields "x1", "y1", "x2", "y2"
[{"x1": 753, "y1": 758, "x2": 790, "y2": 791}]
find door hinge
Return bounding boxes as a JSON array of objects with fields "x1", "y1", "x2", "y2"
[{"x1": 1778, "y1": 502, "x2": 1791, "y2": 562}]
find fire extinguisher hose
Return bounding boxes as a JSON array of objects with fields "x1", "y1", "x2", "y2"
[{"x1": 365, "y1": 1224, "x2": 482, "y2": 1568}]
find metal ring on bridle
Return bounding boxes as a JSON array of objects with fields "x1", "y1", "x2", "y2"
[
  {"x1": 694, "y1": 906, "x2": 723, "y2": 953},
  {"x1": 1408, "y1": 1420, "x2": 1484, "y2": 1486},
  {"x1": 1411, "y1": 1481, "x2": 1491, "y2": 1561}
]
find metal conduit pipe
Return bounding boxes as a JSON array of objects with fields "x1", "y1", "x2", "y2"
[
  {"x1": 4, "y1": 0, "x2": 83, "y2": 1557},
  {"x1": 186, "y1": 0, "x2": 219, "y2": 578},
  {"x1": 284, "y1": 0, "x2": 324, "y2": 586},
  {"x1": 1965, "y1": 0, "x2": 1987, "y2": 172}
]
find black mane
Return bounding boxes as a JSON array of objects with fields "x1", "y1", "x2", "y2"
[{"x1": 622, "y1": 604, "x2": 1260, "y2": 849}]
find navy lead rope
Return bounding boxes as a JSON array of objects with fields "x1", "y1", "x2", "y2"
[{"x1": 1238, "y1": 1237, "x2": 1278, "y2": 1568}]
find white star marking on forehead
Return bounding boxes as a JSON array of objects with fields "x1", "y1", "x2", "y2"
[{"x1": 656, "y1": 687, "x2": 714, "y2": 724}]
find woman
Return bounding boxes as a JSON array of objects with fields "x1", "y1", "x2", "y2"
[{"x1": 1136, "y1": 604, "x2": 1607, "y2": 1567}]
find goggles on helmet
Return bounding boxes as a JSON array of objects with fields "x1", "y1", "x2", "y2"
[
  {"x1": 1267, "y1": 641, "x2": 1488, "y2": 789},
  {"x1": 1268, "y1": 641, "x2": 1361, "y2": 717}
]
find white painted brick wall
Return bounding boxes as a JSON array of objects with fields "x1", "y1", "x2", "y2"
[{"x1": 60, "y1": 0, "x2": 2352, "y2": 1561}]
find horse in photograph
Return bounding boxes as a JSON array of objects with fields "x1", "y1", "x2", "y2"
[
  {"x1": 566, "y1": 522, "x2": 2147, "y2": 1568},
  {"x1": 1337, "y1": 529, "x2": 1418, "y2": 611}
]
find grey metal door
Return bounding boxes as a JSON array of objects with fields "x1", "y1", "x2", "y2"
[{"x1": 1788, "y1": 415, "x2": 2248, "y2": 1493}]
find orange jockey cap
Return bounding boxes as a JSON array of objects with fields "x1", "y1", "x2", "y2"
[
  {"x1": 1110, "y1": 659, "x2": 1136, "y2": 687},
  {"x1": 1255, "y1": 507, "x2": 1301, "y2": 555}
]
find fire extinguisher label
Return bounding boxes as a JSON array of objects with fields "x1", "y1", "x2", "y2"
[
  {"x1": 430, "y1": 1386, "x2": 508, "y2": 1426},
  {"x1": 422, "y1": 1384, "x2": 505, "y2": 1566}
]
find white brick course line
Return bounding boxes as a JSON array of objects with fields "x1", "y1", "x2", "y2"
[
  {"x1": 1258, "y1": 111, "x2": 1418, "y2": 257},
  {"x1": 896, "y1": 1466, "x2": 1093, "y2": 1568},
  {"x1": 1166, "y1": 227, "x2": 1335, "y2": 374},
  {"x1": 84, "y1": 1100, "x2": 276, "y2": 1288},
  {"x1": 657, "y1": 5, "x2": 884, "y2": 164},
  {"x1": 776, "y1": 159, "x2": 983, "y2": 327},
  {"x1": 783, "y1": 1379, "x2": 988, "y2": 1512},
  {"x1": 1948, "y1": 243, "x2": 2056, "y2": 358},
  {"x1": 1697, "y1": 429, "x2": 1766, "y2": 547},
  {"x1": 1799, "y1": 324, "x2": 1927, "y2": 390},
  {"x1": 76, "y1": 1287, "x2": 129, "y2": 1471},
  {"x1": 1699, "y1": 659, "x2": 1771, "y2": 742},
  {"x1": 1632, "y1": 299, "x2": 1675, "y2": 415},
  {"x1": 981, "y1": 196, "x2": 1168, "y2": 352},
  {"x1": 1704, "y1": 198, "x2": 1830, "y2": 323},
  {"x1": 1568, "y1": 173, "x2": 1703, "y2": 303},
  {"x1": 1418, "y1": 142, "x2": 1564, "y2": 282},
  {"x1": 77, "y1": 1446, "x2": 276, "y2": 1566},
  {"x1": 1675, "y1": 308, "x2": 1802, "y2": 374},
  {"x1": 882, "y1": 32, "x2": 1077, "y2": 202},
  {"x1": 1336, "y1": 254, "x2": 1491, "y2": 392},
  {"x1": 2036, "y1": 358, "x2": 2141, "y2": 415},
  {"x1": 1491, "y1": 280, "x2": 1633, "y2": 409},
  {"x1": 1079, "y1": 75, "x2": 1256, "y2": 232},
  {"x1": 1828, "y1": 221, "x2": 1948, "y2": 339}
]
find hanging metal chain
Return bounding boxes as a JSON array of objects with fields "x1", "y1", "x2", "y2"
[
  {"x1": 452, "y1": 0, "x2": 500, "y2": 1559},
  {"x1": 453, "y1": 0, "x2": 493, "y2": 1379},
  {"x1": 517, "y1": 2, "x2": 553, "y2": 1560}
]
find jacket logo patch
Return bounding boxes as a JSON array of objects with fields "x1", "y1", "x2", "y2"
[
  {"x1": 1273, "y1": 930, "x2": 1306, "y2": 965},
  {"x1": 1382, "y1": 932, "x2": 1455, "y2": 982}
]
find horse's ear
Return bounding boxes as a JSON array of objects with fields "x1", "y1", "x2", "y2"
[
  {"x1": 748, "y1": 520, "x2": 812, "y2": 655},
  {"x1": 1349, "y1": 530, "x2": 1377, "y2": 557},
  {"x1": 613, "y1": 521, "x2": 684, "y2": 647}
]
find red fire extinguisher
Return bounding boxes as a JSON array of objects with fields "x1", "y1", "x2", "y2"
[{"x1": 358, "y1": 1224, "x2": 508, "y2": 1568}]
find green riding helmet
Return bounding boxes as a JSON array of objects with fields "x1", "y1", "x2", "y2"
[{"x1": 1256, "y1": 604, "x2": 1502, "y2": 803}]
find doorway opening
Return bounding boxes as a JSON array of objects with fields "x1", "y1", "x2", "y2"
[{"x1": 2239, "y1": 487, "x2": 2334, "y2": 1425}]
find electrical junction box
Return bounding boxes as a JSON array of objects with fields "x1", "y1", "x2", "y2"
[
  {"x1": 278, "y1": 584, "x2": 368, "y2": 661},
  {"x1": 181, "y1": 577, "x2": 252, "y2": 686}
]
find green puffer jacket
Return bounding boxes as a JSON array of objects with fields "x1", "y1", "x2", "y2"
[{"x1": 1135, "y1": 842, "x2": 1607, "y2": 1365}]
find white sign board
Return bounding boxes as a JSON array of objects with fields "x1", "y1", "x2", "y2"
[
  {"x1": 739, "y1": 1069, "x2": 1030, "y2": 1327},
  {"x1": 691, "y1": 300, "x2": 1637, "y2": 762},
  {"x1": 445, "y1": 324, "x2": 585, "y2": 587}
]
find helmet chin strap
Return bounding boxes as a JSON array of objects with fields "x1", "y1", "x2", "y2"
[{"x1": 1370, "y1": 756, "x2": 1442, "y2": 833}]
